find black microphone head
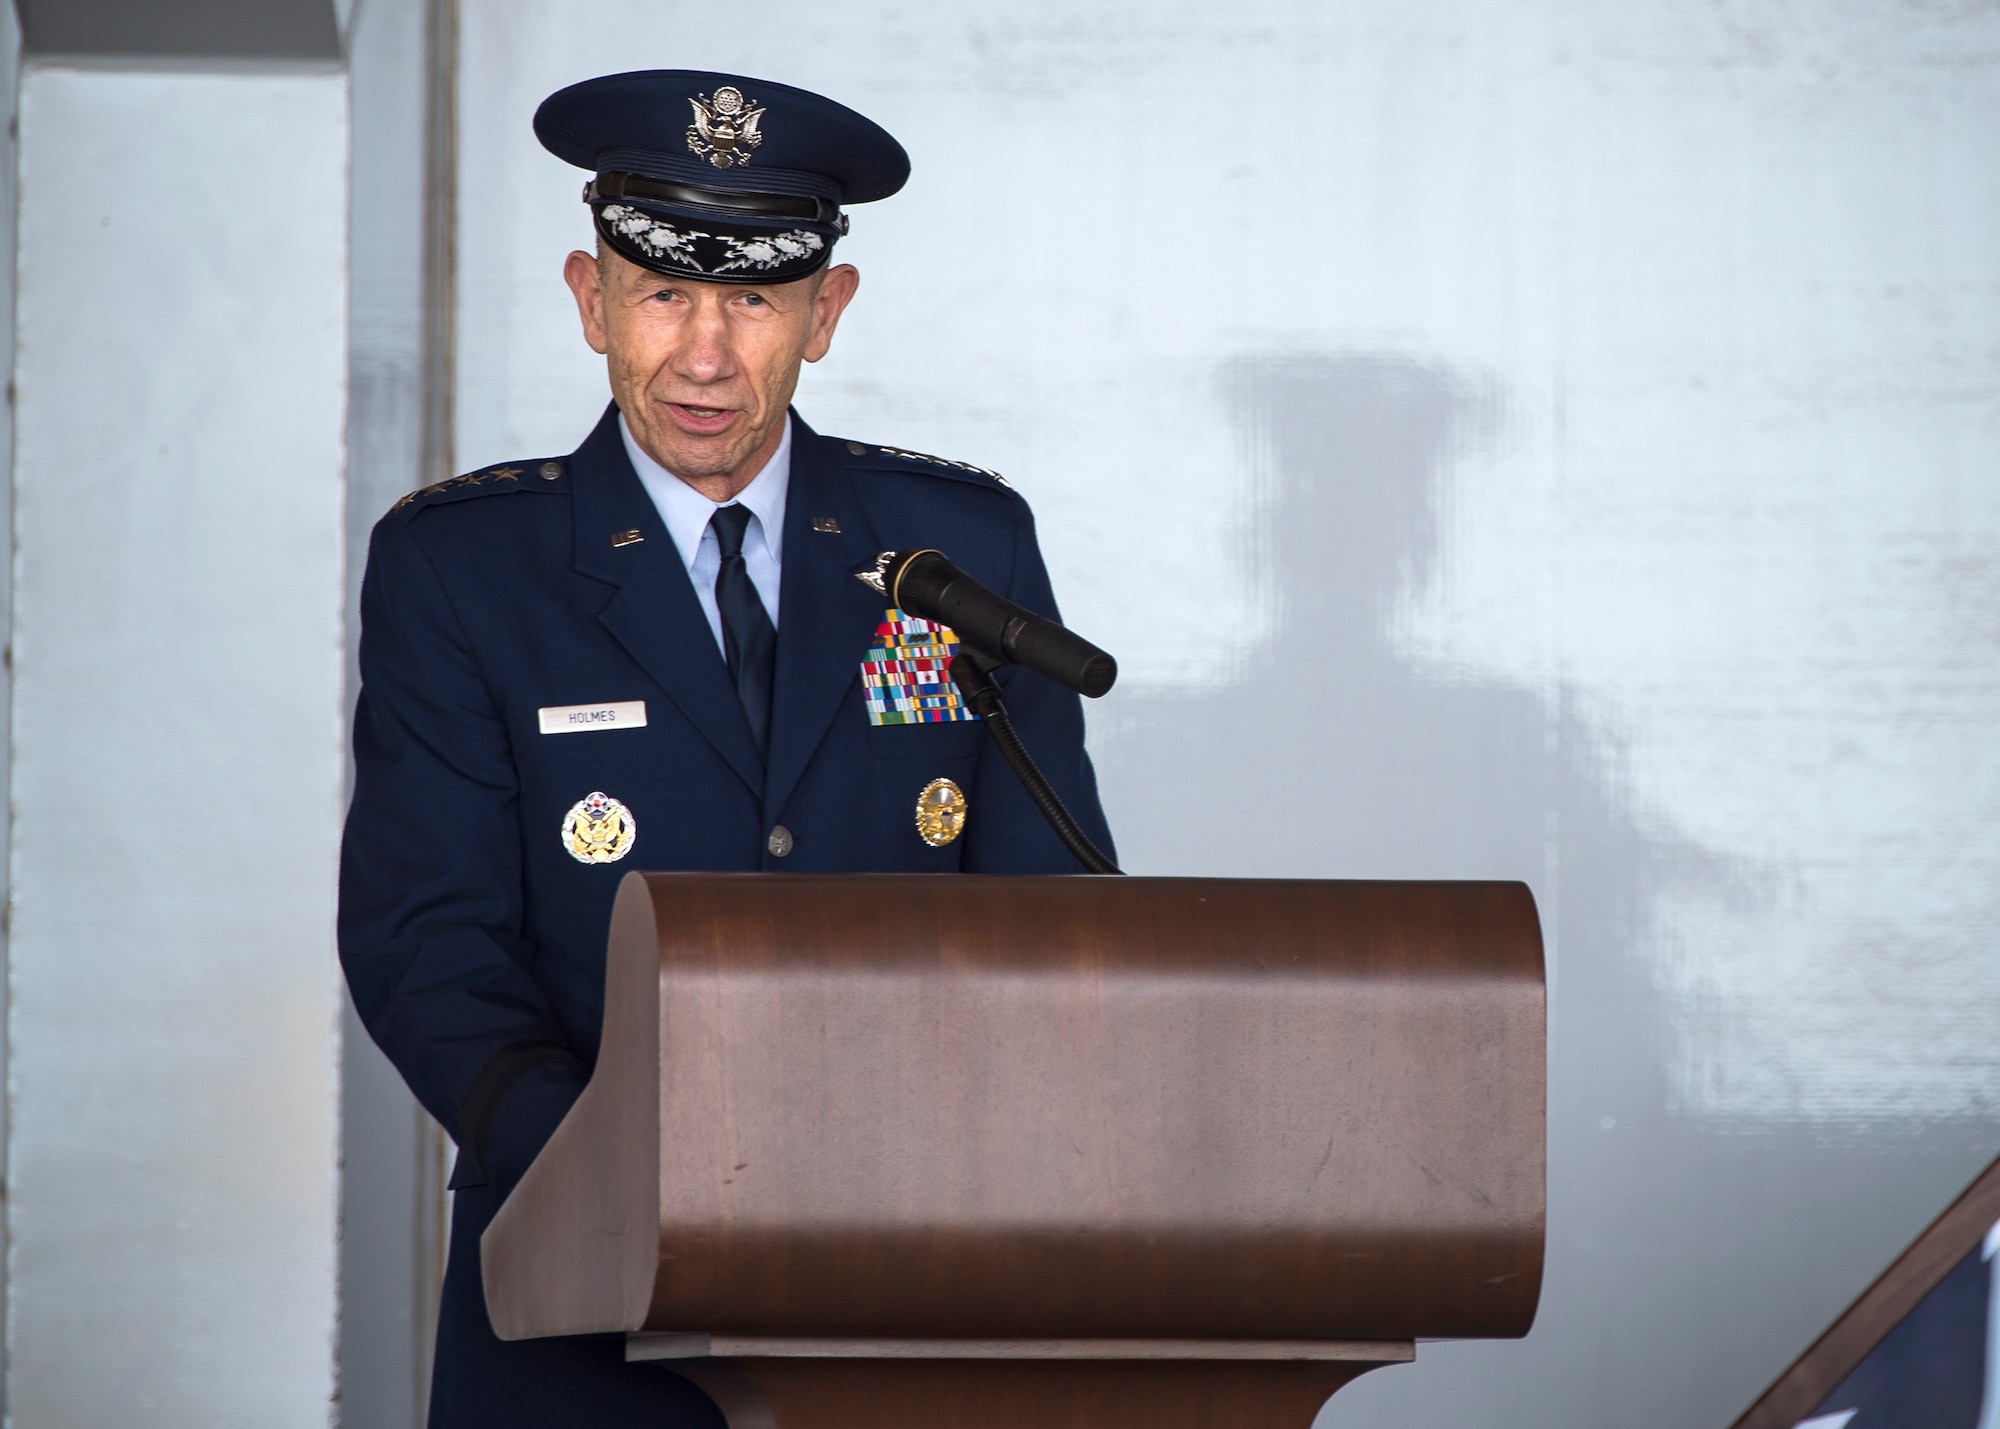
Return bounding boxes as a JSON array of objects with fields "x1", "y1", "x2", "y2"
[
  {"x1": 1001, "y1": 617, "x2": 1118, "y2": 698},
  {"x1": 887, "y1": 549, "x2": 953, "y2": 613},
  {"x1": 887, "y1": 548, "x2": 1119, "y2": 698}
]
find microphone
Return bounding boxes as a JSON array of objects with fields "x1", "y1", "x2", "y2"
[{"x1": 885, "y1": 549, "x2": 1118, "y2": 699}]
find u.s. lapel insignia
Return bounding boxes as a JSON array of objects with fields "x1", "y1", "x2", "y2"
[
  {"x1": 915, "y1": 777, "x2": 968, "y2": 847},
  {"x1": 561, "y1": 791, "x2": 637, "y2": 864},
  {"x1": 687, "y1": 87, "x2": 766, "y2": 169},
  {"x1": 861, "y1": 608, "x2": 981, "y2": 726}
]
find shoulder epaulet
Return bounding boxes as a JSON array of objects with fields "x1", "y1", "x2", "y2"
[
  {"x1": 387, "y1": 459, "x2": 569, "y2": 519},
  {"x1": 834, "y1": 437, "x2": 1014, "y2": 493}
]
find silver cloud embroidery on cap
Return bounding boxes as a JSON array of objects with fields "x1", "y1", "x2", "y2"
[
  {"x1": 714, "y1": 229, "x2": 825, "y2": 274},
  {"x1": 600, "y1": 204, "x2": 709, "y2": 270}
]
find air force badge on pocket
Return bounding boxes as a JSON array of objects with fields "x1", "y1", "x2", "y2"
[
  {"x1": 561, "y1": 791, "x2": 636, "y2": 864},
  {"x1": 915, "y1": 777, "x2": 968, "y2": 847},
  {"x1": 860, "y1": 608, "x2": 980, "y2": 726}
]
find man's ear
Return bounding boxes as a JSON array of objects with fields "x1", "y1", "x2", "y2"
[
  {"x1": 803, "y1": 263, "x2": 860, "y2": 364},
  {"x1": 563, "y1": 250, "x2": 610, "y2": 355}
]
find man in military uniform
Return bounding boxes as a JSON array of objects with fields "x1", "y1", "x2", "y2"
[{"x1": 338, "y1": 70, "x2": 1113, "y2": 1427}]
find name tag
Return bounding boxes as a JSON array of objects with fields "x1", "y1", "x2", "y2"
[{"x1": 538, "y1": 701, "x2": 648, "y2": 734}]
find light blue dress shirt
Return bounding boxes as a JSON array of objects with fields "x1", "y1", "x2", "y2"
[{"x1": 620, "y1": 412, "x2": 789, "y2": 655}]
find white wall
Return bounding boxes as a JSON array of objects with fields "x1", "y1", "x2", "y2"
[
  {"x1": 8, "y1": 67, "x2": 346, "y2": 1426},
  {"x1": 448, "y1": 3, "x2": 2000, "y2": 1426}
]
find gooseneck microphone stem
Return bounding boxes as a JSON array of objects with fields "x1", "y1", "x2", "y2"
[
  {"x1": 878, "y1": 547, "x2": 1122, "y2": 874},
  {"x1": 950, "y1": 657, "x2": 1122, "y2": 876}
]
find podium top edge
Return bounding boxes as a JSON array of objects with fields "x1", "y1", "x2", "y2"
[
  {"x1": 621, "y1": 872, "x2": 1533, "y2": 889},
  {"x1": 625, "y1": 1334, "x2": 1417, "y2": 1364}
]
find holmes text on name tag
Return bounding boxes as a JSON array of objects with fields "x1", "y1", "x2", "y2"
[{"x1": 538, "y1": 701, "x2": 648, "y2": 734}]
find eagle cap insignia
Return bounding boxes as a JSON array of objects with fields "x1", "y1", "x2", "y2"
[
  {"x1": 561, "y1": 790, "x2": 637, "y2": 864},
  {"x1": 687, "y1": 87, "x2": 766, "y2": 169}
]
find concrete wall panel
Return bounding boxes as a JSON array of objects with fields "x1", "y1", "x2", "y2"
[
  {"x1": 15, "y1": 0, "x2": 341, "y2": 62},
  {"x1": 8, "y1": 66, "x2": 345, "y2": 1427}
]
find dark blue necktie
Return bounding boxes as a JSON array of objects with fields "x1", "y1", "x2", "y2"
[{"x1": 709, "y1": 503, "x2": 775, "y2": 760}]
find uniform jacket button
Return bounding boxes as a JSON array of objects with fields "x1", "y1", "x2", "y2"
[{"x1": 766, "y1": 825, "x2": 794, "y2": 858}]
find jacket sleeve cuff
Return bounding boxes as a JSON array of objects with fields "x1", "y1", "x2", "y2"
[{"x1": 456, "y1": 1040, "x2": 587, "y2": 1192}]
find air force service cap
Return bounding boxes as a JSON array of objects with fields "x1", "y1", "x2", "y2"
[{"x1": 534, "y1": 70, "x2": 910, "y2": 285}]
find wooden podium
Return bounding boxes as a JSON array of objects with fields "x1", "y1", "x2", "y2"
[{"x1": 482, "y1": 874, "x2": 1545, "y2": 1428}]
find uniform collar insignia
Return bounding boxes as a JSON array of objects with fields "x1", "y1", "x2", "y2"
[{"x1": 854, "y1": 550, "x2": 895, "y2": 595}]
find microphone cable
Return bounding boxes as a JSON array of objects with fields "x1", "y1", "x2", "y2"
[{"x1": 949, "y1": 654, "x2": 1121, "y2": 876}]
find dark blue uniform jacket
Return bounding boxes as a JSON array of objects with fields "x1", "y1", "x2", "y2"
[{"x1": 338, "y1": 403, "x2": 1112, "y2": 1426}]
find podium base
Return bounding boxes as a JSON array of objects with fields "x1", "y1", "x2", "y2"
[{"x1": 627, "y1": 1336, "x2": 1414, "y2": 1429}]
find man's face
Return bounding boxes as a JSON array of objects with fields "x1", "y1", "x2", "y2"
[{"x1": 564, "y1": 245, "x2": 859, "y2": 494}]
